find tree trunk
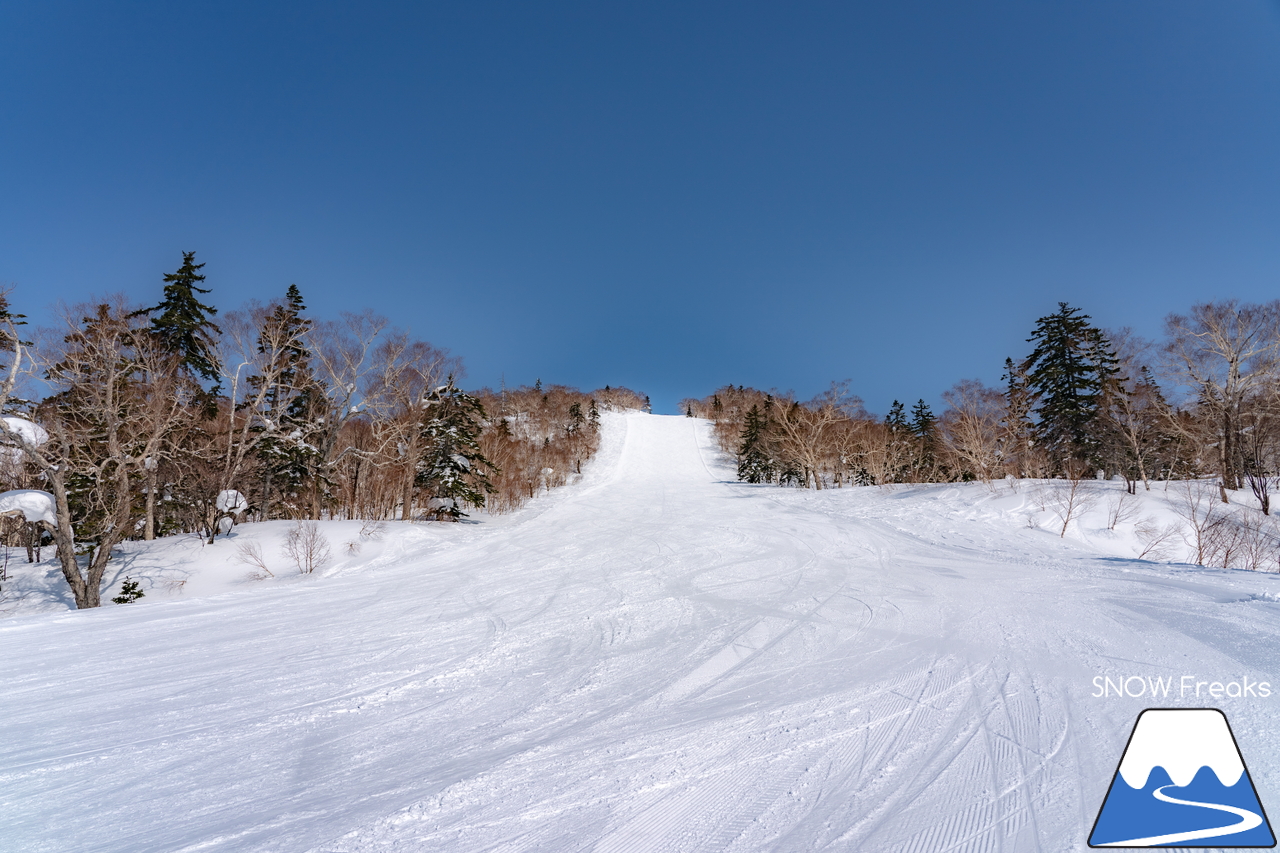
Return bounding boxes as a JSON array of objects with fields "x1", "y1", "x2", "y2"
[
  {"x1": 402, "y1": 470, "x2": 414, "y2": 521},
  {"x1": 1221, "y1": 408, "x2": 1238, "y2": 495},
  {"x1": 261, "y1": 470, "x2": 273, "y2": 521},
  {"x1": 48, "y1": 472, "x2": 95, "y2": 608},
  {"x1": 144, "y1": 466, "x2": 157, "y2": 540}
]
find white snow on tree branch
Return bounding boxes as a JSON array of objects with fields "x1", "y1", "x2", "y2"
[
  {"x1": 0, "y1": 489, "x2": 56, "y2": 525},
  {"x1": 2, "y1": 416, "x2": 48, "y2": 447},
  {"x1": 216, "y1": 490, "x2": 248, "y2": 513}
]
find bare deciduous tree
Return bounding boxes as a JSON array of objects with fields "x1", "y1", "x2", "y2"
[
  {"x1": 1164, "y1": 301, "x2": 1280, "y2": 498},
  {"x1": 939, "y1": 379, "x2": 1005, "y2": 483},
  {"x1": 283, "y1": 520, "x2": 331, "y2": 574}
]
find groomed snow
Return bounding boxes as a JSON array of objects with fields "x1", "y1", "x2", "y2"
[{"x1": 3, "y1": 412, "x2": 1280, "y2": 852}]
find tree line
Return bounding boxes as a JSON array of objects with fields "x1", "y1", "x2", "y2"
[
  {"x1": 0, "y1": 253, "x2": 647, "y2": 608},
  {"x1": 686, "y1": 300, "x2": 1280, "y2": 509}
]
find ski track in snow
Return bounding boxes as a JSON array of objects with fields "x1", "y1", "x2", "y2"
[{"x1": 3, "y1": 412, "x2": 1280, "y2": 852}]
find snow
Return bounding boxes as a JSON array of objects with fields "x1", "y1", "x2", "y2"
[
  {"x1": 2, "y1": 415, "x2": 48, "y2": 447},
  {"x1": 0, "y1": 488, "x2": 55, "y2": 525},
  {"x1": 3, "y1": 412, "x2": 1280, "y2": 852},
  {"x1": 216, "y1": 489, "x2": 248, "y2": 513}
]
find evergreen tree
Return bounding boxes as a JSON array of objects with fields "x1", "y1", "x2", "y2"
[
  {"x1": 1001, "y1": 356, "x2": 1035, "y2": 476},
  {"x1": 736, "y1": 404, "x2": 774, "y2": 483},
  {"x1": 567, "y1": 402, "x2": 585, "y2": 434},
  {"x1": 909, "y1": 400, "x2": 936, "y2": 442},
  {"x1": 112, "y1": 577, "x2": 145, "y2": 604},
  {"x1": 910, "y1": 399, "x2": 938, "y2": 477},
  {"x1": 417, "y1": 376, "x2": 498, "y2": 520},
  {"x1": 588, "y1": 399, "x2": 600, "y2": 429},
  {"x1": 1023, "y1": 302, "x2": 1120, "y2": 471},
  {"x1": 882, "y1": 400, "x2": 911, "y2": 482},
  {"x1": 133, "y1": 252, "x2": 221, "y2": 385},
  {"x1": 885, "y1": 400, "x2": 908, "y2": 433},
  {"x1": 686, "y1": 404, "x2": 693, "y2": 417},
  {"x1": 0, "y1": 292, "x2": 31, "y2": 412},
  {"x1": 248, "y1": 285, "x2": 324, "y2": 517}
]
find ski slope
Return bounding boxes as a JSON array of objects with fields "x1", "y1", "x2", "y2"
[{"x1": 4, "y1": 412, "x2": 1280, "y2": 852}]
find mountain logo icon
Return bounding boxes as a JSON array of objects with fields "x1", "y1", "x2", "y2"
[{"x1": 1089, "y1": 708, "x2": 1275, "y2": 847}]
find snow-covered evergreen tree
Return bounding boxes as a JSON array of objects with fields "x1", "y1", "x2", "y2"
[
  {"x1": 567, "y1": 402, "x2": 585, "y2": 434},
  {"x1": 417, "y1": 376, "x2": 498, "y2": 520},
  {"x1": 737, "y1": 404, "x2": 774, "y2": 483},
  {"x1": 247, "y1": 285, "x2": 325, "y2": 516}
]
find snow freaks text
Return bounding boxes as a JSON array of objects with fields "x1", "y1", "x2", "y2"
[{"x1": 1092, "y1": 675, "x2": 1273, "y2": 700}]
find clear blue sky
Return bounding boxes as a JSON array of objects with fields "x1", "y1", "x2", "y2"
[{"x1": 2, "y1": 1, "x2": 1279, "y2": 414}]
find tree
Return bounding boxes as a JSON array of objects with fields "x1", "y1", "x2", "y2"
[
  {"x1": 1023, "y1": 302, "x2": 1119, "y2": 472},
  {"x1": 567, "y1": 402, "x2": 585, "y2": 433},
  {"x1": 416, "y1": 376, "x2": 498, "y2": 520},
  {"x1": 770, "y1": 383, "x2": 860, "y2": 489},
  {"x1": 880, "y1": 400, "x2": 912, "y2": 483},
  {"x1": 131, "y1": 253, "x2": 224, "y2": 538},
  {"x1": 939, "y1": 380, "x2": 1005, "y2": 483},
  {"x1": 1099, "y1": 330, "x2": 1173, "y2": 493},
  {"x1": 246, "y1": 285, "x2": 323, "y2": 519},
  {"x1": 1164, "y1": 300, "x2": 1280, "y2": 497},
  {"x1": 1001, "y1": 356, "x2": 1038, "y2": 477},
  {"x1": 5, "y1": 299, "x2": 188, "y2": 607},
  {"x1": 363, "y1": 331, "x2": 458, "y2": 520},
  {"x1": 885, "y1": 400, "x2": 908, "y2": 433},
  {"x1": 736, "y1": 404, "x2": 774, "y2": 483},
  {"x1": 132, "y1": 251, "x2": 221, "y2": 385},
  {"x1": 304, "y1": 310, "x2": 388, "y2": 519},
  {"x1": 910, "y1": 399, "x2": 938, "y2": 480},
  {"x1": 199, "y1": 292, "x2": 328, "y2": 540}
]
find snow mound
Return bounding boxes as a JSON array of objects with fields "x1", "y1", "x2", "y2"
[
  {"x1": 0, "y1": 489, "x2": 56, "y2": 525},
  {"x1": 216, "y1": 490, "x2": 248, "y2": 513},
  {"x1": 2, "y1": 416, "x2": 48, "y2": 447}
]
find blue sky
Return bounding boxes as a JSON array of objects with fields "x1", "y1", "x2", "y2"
[{"x1": 2, "y1": 1, "x2": 1279, "y2": 414}]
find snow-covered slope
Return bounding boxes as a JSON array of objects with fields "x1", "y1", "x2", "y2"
[{"x1": 4, "y1": 412, "x2": 1280, "y2": 852}]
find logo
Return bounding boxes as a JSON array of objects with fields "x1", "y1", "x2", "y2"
[{"x1": 1089, "y1": 708, "x2": 1275, "y2": 847}]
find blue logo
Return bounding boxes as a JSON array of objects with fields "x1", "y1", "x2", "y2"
[{"x1": 1090, "y1": 708, "x2": 1275, "y2": 847}]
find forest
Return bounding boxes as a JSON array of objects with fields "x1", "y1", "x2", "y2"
[
  {"x1": 0, "y1": 253, "x2": 646, "y2": 608},
  {"x1": 685, "y1": 300, "x2": 1280, "y2": 572},
  {"x1": 5, "y1": 253, "x2": 1280, "y2": 609}
]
